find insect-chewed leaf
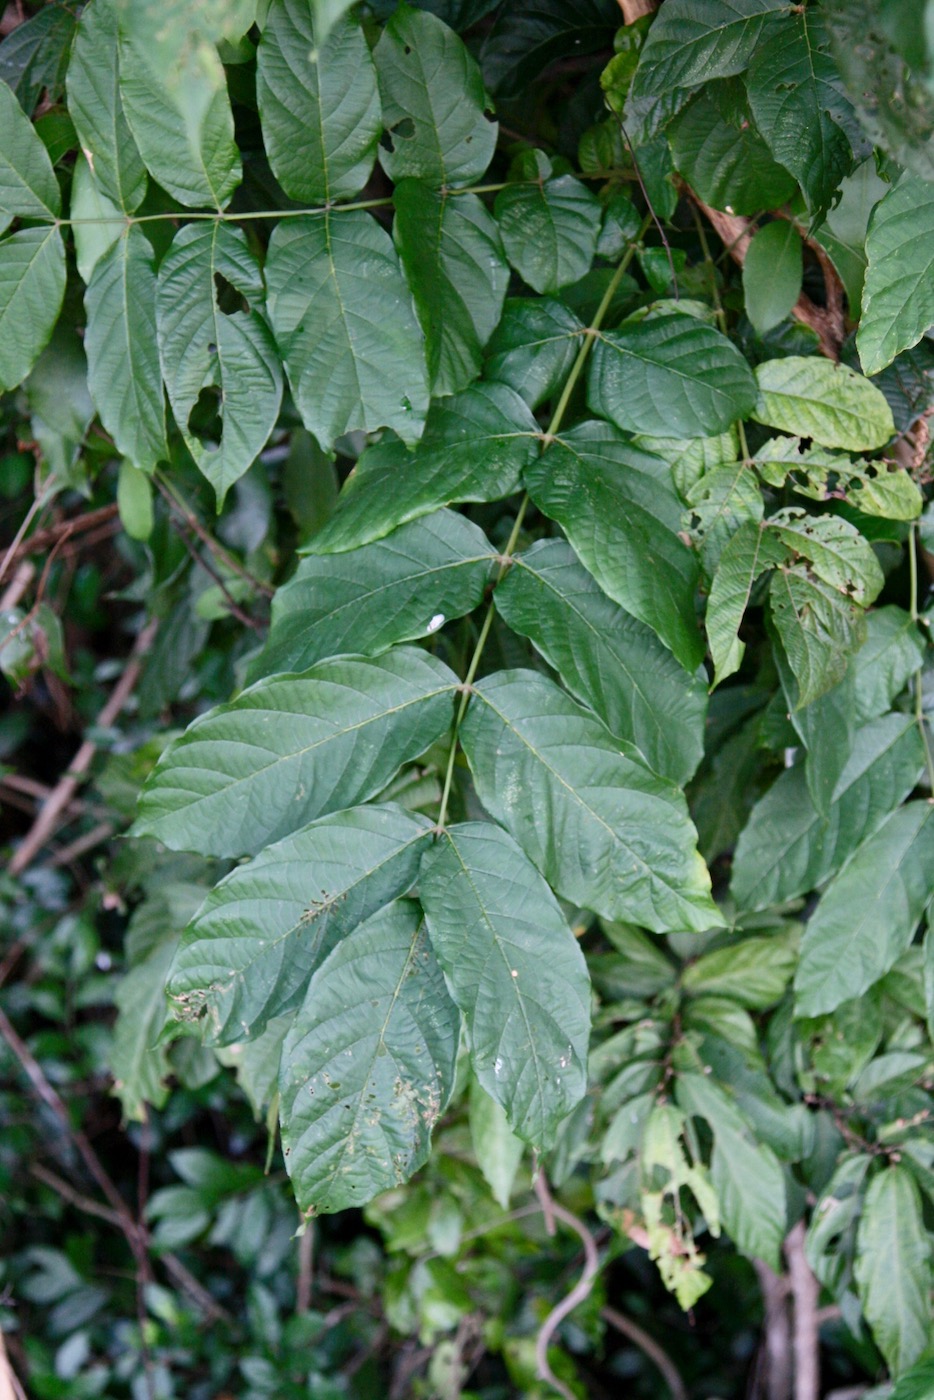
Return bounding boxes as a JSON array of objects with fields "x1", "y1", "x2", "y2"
[
  {"x1": 494, "y1": 539, "x2": 707, "y2": 784},
  {"x1": 460, "y1": 669, "x2": 722, "y2": 933},
  {"x1": 420, "y1": 822, "x2": 590, "y2": 1150},
  {"x1": 133, "y1": 647, "x2": 459, "y2": 857},
  {"x1": 167, "y1": 804, "x2": 434, "y2": 1045},
  {"x1": 279, "y1": 900, "x2": 459, "y2": 1214},
  {"x1": 309, "y1": 382, "x2": 538, "y2": 554},
  {"x1": 252, "y1": 510, "x2": 496, "y2": 680}
]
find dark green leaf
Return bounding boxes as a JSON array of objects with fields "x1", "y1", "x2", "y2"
[
  {"x1": 855, "y1": 1167, "x2": 933, "y2": 1374},
  {"x1": 167, "y1": 804, "x2": 434, "y2": 1044},
  {"x1": 461, "y1": 669, "x2": 721, "y2": 933},
  {"x1": 309, "y1": 382, "x2": 537, "y2": 554},
  {"x1": 743, "y1": 222, "x2": 803, "y2": 335},
  {"x1": 265, "y1": 211, "x2": 429, "y2": 452},
  {"x1": 253, "y1": 509, "x2": 496, "y2": 678},
  {"x1": 394, "y1": 182, "x2": 508, "y2": 396},
  {"x1": 485, "y1": 297, "x2": 584, "y2": 410},
  {"x1": 494, "y1": 539, "x2": 707, "y2": 784},
  {"x1": 420, "y1": 822, "x2": 590, "y2": 1148},
  {"x1": 256, "y1": 4, "x2": 380, "y2": 203},
  {"x1": 479, "y1": 0, "x2": 618, "y2": 96},
  {"x1": 858, "y1": 175, "x2": 934, "y2": 376},
  {"x1": 589, "y1": 312, "x2": 758, "y2": 438},
  {"x1": 133, "y1": 647, "x2": 459, "y2": 857},
  {"x1": 794, "y1": 802, "x2": 934, "y2": 1017},
  {"x1": 157, "y1": 222, "x2": 282, "y2": 505},
  {"x1": 375, "y1": 6, "x2": 496, "y2": 187},
  {"x1": 852, "y1": 606, "x2": 927, "y2": 723},
  {"x1": 525, "y1": 422, "x2": 703, "y2": 671},
  {"x1": 280, "y1": 900, "x2": 459, "y2": 1214},
  {"x1": 85, "y1": 227, "x2": 166, "y2": 472},
  {"x1": 730, "y1": 713, "x2": 924, "y2": 910},
  {"x1": 0, "y1": 3, "x2": 76, "y2": 114},
  {"x1": 0, "y1": 76, "x2": 60, "y2": 232},
  {"x1": 66, "y1": 0, "x2": 147, "y2": 212},
  {"x1": 669, "y1": 90, "x2": 796, "y2": 217},
  {"x1": 0, "y1": 227, "x2": 66, "y2": 391},
  {"x1": 776, "y1": 653, "x2": 854, "y2": 819},
  {"x1": 752, "y1": 355, "x2": 895, "y2": 449},
  {"x1": 494, "y1": 175, "x2": 601, "y2": 295}
]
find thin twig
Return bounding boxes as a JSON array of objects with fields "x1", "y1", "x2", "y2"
[
  {"x1": 153, "y1": 473, "x2": 274, "y2": 598},
  {"x1": 5, "y1": 504, "x2": 120, "y2": 568},
  {"x1": 0, "y1": 561, "x2": 34, "y2": 613},
  {"x1": 48, "y1": 822, "x2": 116, "y2": 869},
  {"x1": 601, "y1": 1306, "x2": 687, "y2": 1400},
  {"x1": 0, "y1": 1326, "x2": 27, "y2": 1400},
  {"x1": 296, "y1": 1221, "x2": 314, "y2": 1314},
  {"x1": 533, "y1": 1175, "x2": 601, "y2": 1400},
  {"x1": 8, "y1": 617, "x2": 158, "y2": 876}
]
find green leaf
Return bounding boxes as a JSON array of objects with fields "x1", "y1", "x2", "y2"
[
  {"x1": 66, "y1": 0, "x2": 147, "y2": 212},
  {"x1": 769, "y1": 564, "x2": 868, "y2": 707},
  {"x1": 265, "y1": 211, "x2": 429, "y2": 452},
  {"x1": 485, "y1": 297, "x2": 584, "y2": 410},
  {"x1": 0, "y1": 76, "x2": 60, "y2": 233},
  {"x1": 494, "y1": 539, "x2": 707, "y2": 785},
  {"x1": 767, "y1": 508, "x2": 884, "y2": 604},
  {"x1": 216, "y1": 1016, "x2": 289, "y2": 1120},
  {"x1": 776, "y1": 652, "x2": 854, "y2": 819},
  {"x1": 684, "y1": 461, "x2": 765, "y2": 579},
  {"x1": 852, "y1": 607, "x2": 927, "y2": 723},
  {"x1": 460, "y1": 669, "x2": 721, "y2": 933},
  {"x1": 858, "y1": 175, "x2": 934, "y2": 376},
  {"x1": 167, "y1": 804, "x2": 434, "y2": 1044},
  {"x1": 730, "y1": 713, "x2": 924, "y2": 911},
  {"x1": 668, "y1": 90, "x2": 796, "y2": 217},
  {"x1": 794, "y1": 802, "x2": 934, "y2": 1017},
  {"x1": 419, "y1": 822, "x2": 590, "y2": 1149},
  {"x1": 70, "y1": 156, "x2": 125, "y2": 285},
  {"x1": 676, "y1": 1071, "x2": 786, "y2": 1269},
  {"x1": 891, "y1": 1357, "x2": 934, "y2": 1400},
  {"x1": 0, "y1": 227, "x2": 66, "y2": 392},
  {"x1": 85, "y1": 227, "x2": 166, "y2": 472},
  {"x1": 629, "y1": 0, "x2": 787, "y2": 137},
  {"x1": 525, "y1": 422, "x2": 703, "y2": 671},
  {"x1": 280, "y1": 900, "x2": 459, "y2": 1214},
  {"x1": 682, "y1": 930, "x2": 798, "y2": 1009},
  {"x1": 308, "y1": 382, "x2": 537, "y2": 554},
  {"x1": 494, "y1": 175, "x2": 601, "y2": 295},
  {"x1": 133, "y1": 647, "x2": 459, "y2": 857},
  {"x1": 394, "y1": 182, "x2": 508, "y2": 397},
  {"x1": 0, "y1": 3, "x2": 76, "y2": 115},
  {"x1": 746, "y1": 11, "x2": 854, "y2": 215},
  {"x1": 752, "y1": 356, "x2": 895, "y2": 450},
  {"x1": 469, "y1": 1078, "x2": 524, "y2": 1209},
  {"x1": 255, "y1": 509, "x2": 495, "y2": 679},
  {"x1": 480, "y1": 0, "x2": 618, "y2": 98},
  {"x1": 589, "y1": 313, "x2": 758, "y2": 438},
  {"x1": 256, "y1": 4, "x2": 380, "y2": 203},
  {"x1": 111, "y1": 936, "x2": 179, "y2": 1122},
  {"x1": 755, "y1": 434, "x2": 922, "y2": 522},
  {"x1": 117, "y1": 460, "x2": 154, "y2": 541},
  {"x1": 118, "y1": 21, "x2": 241, "y2": 209},
  {"x1": 743, "y1": 222, "x2": 803, "y2": 335},
  {"x1": 157, "y1": 222, "x2": 283, "y2": 505},
  {"x1": 706, "y1": 520, "x2": 787, "y2": 685},
  {"x1": 855, "y1": 1167, "x2": 933, "y2": 1374},
  {"x1": 375, "y1": 6, "x2": 496, "y2": 187}
]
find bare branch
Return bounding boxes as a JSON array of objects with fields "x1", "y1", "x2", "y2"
[
  {"x1": 533, "y1": 1175, "x2": 601, "y2": 1400},
  {"x1": 601, "y1": 1305, "x2": 687, "y2": 1400}
]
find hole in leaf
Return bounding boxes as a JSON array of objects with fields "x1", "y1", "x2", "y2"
[
  {"x1": 213, "y1": 271, "x2": 249, "y2": 315},
  {"x1": 187, "y1": 385, "x2": 223, "y2": 451},
  {"x1": 388, "y1": 116, "x2": 415, "y2": 142}
]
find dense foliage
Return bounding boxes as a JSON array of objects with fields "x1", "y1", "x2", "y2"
[{"x1": 2, "y1": 0, "x2": 934, "y2": 1395}]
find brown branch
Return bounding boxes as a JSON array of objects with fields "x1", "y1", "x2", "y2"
[
  {"x1": 753, "y1": 1259, "x2": 793, "y2": 1400},
  {"x1": 8, "y1": 617, "x2": 158, "y2": 876},
  {"x1": 601, "y1": 1306, "x2": 687, "y2": 1400},
  {"x1": 0, "y1": 1327, "x2": 27, "y2": 1400},
  {"x1": 533, "y1": 1175, "x2": 601, "y2": 1400},
  {"x1": 0, "y1": 561, "x2": 34, "y2": 613},
  {"x1": 5, "y1": 505, "x2": 121, "y2": 569},
  {"x1": 785, "y1": 1222, "x2": 820, "y2": 1400},
  {"x1": 618, "y1": 0, "x2": 657, "y2": 20},
  {"x1": 686, "y1": 192, "x2": 846, "y2": 361},
  {"x1": 296, "y1": 1221, "x2": 314, "y2": 1314}
]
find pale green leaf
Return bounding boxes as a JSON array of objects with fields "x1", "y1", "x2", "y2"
[
  {"x1": 668, "y1": 91, "x2": 796, "y2": 217},
  {"x1": 256, "y1": 3, "x2": 380, "y2": 203},
  {"x1": 494, "y1": 539, "x2": 707, "y2": 784},
  {"x1": 394, "y1": 182, "x2": 508, "y2": 397},
  {"x1": 494, "y1": 175, "x2": 601, "y2": 294},
  {"x1": 852, "y1": 607, "x2": 927, "y2": 723},
  {"x1": 133, "y1": 647, "x2": 459, "y2": 857},
  {"x1": 308, "y1": 382, "x2": 537, "y2": 554},
  {"x1": 743, "y1": 222, "x2": 803, "y2": 335},
  {"x1": 706, "y1": 520, "x2": 787, "y2": 686},
  {"x1": 70, "y1": 156, "x2": 125, "y2": 284},
  {"x1": 265, "y1": 210, "x2": 429, "y2": 452},
  {"x1": 682, "y1": 929, "x2": 798, "y2": 1009},
  {"x1": 855, "y1": 1167, "x2": 933, "y2": 1374},
  {"x1": 375, "y1": 6, "x2": 496, "y2": 187},
  {"x1": 280, "y1": 900, "x2": 459, "y2": 1214},
  {"x1": 794, "y1": 802, "x2": 934, "y2": 1017},
  {"x1": 85, "y1": 226, "x2": 166, "y2": 472},
  {"x1": 858, "y1": 174, "x2": 934, "y2": 376},
  {"x1": 0, "y1": 75, "x2": 60, "y2": 231},
  {"x1": 254, "y1": 509, "x2": 496, "y2": 678},
  {"x1": 485, "y1": 297, "x2": 584, "y2": 410},
  {"x1": 461, "y1": 669, "x2": 722, "y2": 933},
  {"x1": 117, "y1": 460, "x2": 154, "y2": 541},
  {"x1": 769, "y1": 564, "x2": 868, "y2": 707},
  {"x1": 636, "y1": 426, "x2": 740, "y2": 498},
  {"x1": 0, "y1": 227, "x2": 66, "y2": 392},
  {"x1": 167, "y1": 803, "x2": 433, "y2": 1044},
  {"x1": 66, "y1": 0, "x2": 147, "y2": 212},
  {"x1": 752, "y1": 356, "x2": 895, "y2": 450},
  {"x1": 755, "y1": 434, "x2": 922, "y2": 522},
  {"x1": 589, "y1": 313, "x2": 757, "y2": 438},
  {"x1": 469, "y1": 1078, "x2": 524, "y2": 1209},
  {"x1": 419, "y1": 822, "x2": 590, "y2": 1149},
  {"x1": 157, "y1": 222, "x2": 282, "y2": 505},
  {"x1": 776, "y1": 652, "x2": 855, "y2": 819},
  {"x1": 769, "y1": 509, "x2": 885, "y2": 604},
  {"x1": 731, "y1": 713, "x2": 924, "y2": 910},
  {"x1": 111, "y1": 936, "x2": 179, "y2": 1122},
  {"x1": 215, "y1": 1016, "x2": 289, "y2": 1119},
  {"x1": 685, "y1": 462, "x2": 765, "y2": 579},
  {"x1": 525, "y1": 422, "x2": 703, "y2": 671},
  {"x1": 118, "y1": 22, "x2": 241, "y2": 209}
]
